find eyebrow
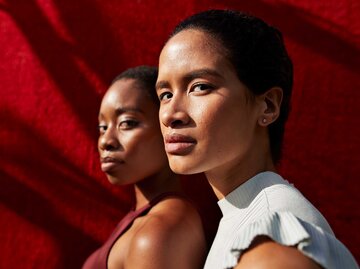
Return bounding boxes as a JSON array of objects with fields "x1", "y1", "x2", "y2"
[
  {"x1": 155, "y1": 80, "x2": 170, "y2": 91},
  {"x1": 98, "y1": 106, "x2": 144, "y2": 119},
  {"x1": 156, "y1": 68, "x2": 223, "y2": 90},
  {"x1": 184, "y1": 68, "x2": 223, "y2": 81},
  {"x1": 115, "y1": 107, "x2": 144, "y2": 115}
]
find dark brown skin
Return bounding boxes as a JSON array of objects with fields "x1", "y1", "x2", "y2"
[
  {"x1": 98, "y1": 78, "x2": 206, "y2": 269},
  {"x1": 157, "y1": 29, "x2": 322, "y2": 268}
]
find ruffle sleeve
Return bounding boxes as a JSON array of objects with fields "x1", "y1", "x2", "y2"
[{"x1": 223, "y1": 211, "x2": 358, "y2": 269}]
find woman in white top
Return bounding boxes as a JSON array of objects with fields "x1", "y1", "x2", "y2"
[{"x1": 156, "y1": 9, "x2": 358, "y2": 269}]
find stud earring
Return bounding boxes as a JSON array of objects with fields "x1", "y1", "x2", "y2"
[{"x1": 262, "y1": 118, "x2": 267, "y2": 124}]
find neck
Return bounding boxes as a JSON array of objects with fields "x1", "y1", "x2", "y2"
[
  {"x1": 206, "y1": 134, "x2": 276, "y2": 200},
  {"x1": 133, "y1": 167, "x2": 181, "y2": 210}
]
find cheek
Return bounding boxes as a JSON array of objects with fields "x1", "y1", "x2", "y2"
[
  {"x1": 197, "y1": 98, "x2": 255, "y2": 153},
  {"x1": 127, "y1": 130, "x2": 166, "y2": 161},
  {"x1": 158, "y1": 106, "x2": 167, "y2": 129},
  {"x1": 191, "y1": 97, "x2": 233, "y2": 138},
  {"x1": 131, "y1": 138, "x2": 168, "y2": 178},
  {"x1": 97, "y1": 136, "x2": 104, "y2": 154}
]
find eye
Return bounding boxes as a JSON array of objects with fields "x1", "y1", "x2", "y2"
[
  {"x1": 98, "y1": 124, "x2": 107, "y2": 134},
  {"x1": 119, "y1": 120, "x2": 139, "y2": 130},
  {"x1": 191, "y1": 83, "x2": 214, "y2": 93},
  {"x1": 159, "y1": 91, "x2": 173, "y2": 101}
]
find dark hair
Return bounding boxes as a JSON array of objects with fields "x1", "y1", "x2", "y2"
[
  {"x1": 112, "y1": 65, "x2": 159, "y2": 105},
  {"x1": 170, "y1": 9, "x2": 293, "y2": 164}
]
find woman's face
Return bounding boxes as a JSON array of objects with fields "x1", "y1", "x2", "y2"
[
  {"x1": 157, "y1": 29, "x2": 263, "y2": 175},
  {"x1": 98, "y1": 79, "x2": 168, "y2": 185}
]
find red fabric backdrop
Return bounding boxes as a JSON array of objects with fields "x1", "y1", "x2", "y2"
[{"x1": 0, "y1": 0, "x2": 359, "y2": 268}]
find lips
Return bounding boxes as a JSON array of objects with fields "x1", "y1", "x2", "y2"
[
  {"x1": 164, "y1": 133, "x2": 196, "y2": 155},
  {"x1": 100, "y1": 156, "x2": 124, "y2": 172}
]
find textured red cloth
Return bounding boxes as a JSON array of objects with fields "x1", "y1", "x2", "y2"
[{"x1": 0, "y1": 0, "x2": 359, "y2": 268}]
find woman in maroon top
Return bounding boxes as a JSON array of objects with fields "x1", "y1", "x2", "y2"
[{"x1": 83, "y1": 66, "x2": 207, "y2": 269}]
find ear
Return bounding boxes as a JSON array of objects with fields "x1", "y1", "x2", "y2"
[{"x1": 257, "y1": 87, "x2": 283, "y2": 126}]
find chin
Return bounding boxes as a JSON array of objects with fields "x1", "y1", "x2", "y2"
[
  {"x1": 168, "y1": 156, "x2": 203, "y2": 175},
  {"x1": 106, "y1": 175, "x2": 120, "y2": 185},
  {"x1": 105, "y1": 172, "x2": 129, "y2": 185},
  {"x1": 106, "y1": 173, "x2": 140, "y2": 186}
]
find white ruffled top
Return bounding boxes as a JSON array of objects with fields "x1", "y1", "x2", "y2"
[{"x1": 203, "y1": 172, "x2": 358, "y2": 269}]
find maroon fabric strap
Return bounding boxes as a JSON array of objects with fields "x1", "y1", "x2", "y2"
[{"x1": 82, "y1": 192, "x2": 186, "y2": 269}]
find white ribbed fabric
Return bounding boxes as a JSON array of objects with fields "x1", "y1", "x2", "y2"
[{"x1": 204, "y1": 171, "x2": 359, "y2": 269}]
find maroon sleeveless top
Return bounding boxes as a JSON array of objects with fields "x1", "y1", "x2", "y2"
[{"x1": 82, "y1": 192, "x2": 185, "y2": 269}]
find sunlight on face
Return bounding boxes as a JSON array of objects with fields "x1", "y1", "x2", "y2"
[
  {"x1": 98, "y1": 79, "x2": 168, "y2": 185},
  {"x1": 157, "y1": 29, "x2": 261, "y2": 175}
]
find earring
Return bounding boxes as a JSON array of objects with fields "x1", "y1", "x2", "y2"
[{"x1": 262, "y1": 118, "x2": 267, "y2": 124}]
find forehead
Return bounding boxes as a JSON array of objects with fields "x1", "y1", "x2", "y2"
[
  {"x1": 159, "y1": 29, "x2": 230, "y2": 77},
  {"x1": 101, "y1": 79, "x2": 153, "y2": 110}
]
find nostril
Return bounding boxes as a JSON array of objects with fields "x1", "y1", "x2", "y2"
[
  {"x1": 104, "y1": 143, "x2": 115, "y2": 151},
  {"x1": 99, "y1": 135, "x2": 119, "y2": 151},
  {"x1": 160, "y1": 106, "x2": 189, "y2": 128},
  {"x1": 170, "y1": 119, "x2": 184, "y2": 128}
]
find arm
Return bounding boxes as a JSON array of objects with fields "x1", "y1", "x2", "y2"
[
  {"x1": 235, "y1": 236, "x2": 323, "y2": 269},
  {"x1": 124, "y1": 200, "x2": 207, "y2": 269}
]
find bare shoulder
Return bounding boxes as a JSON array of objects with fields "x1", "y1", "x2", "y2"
[
  {"x1": 139, "y1": 196, "x2": 204, "y2": 239},
  {"x1": 235, "y1": 236, "x2": 323, "y2": 269},
  {"x1": 124, "y1": 197, "x2": 206, "y2": 269},
  {"x1": 151, "y1": 196, "x2": 202, "y2": 222}
]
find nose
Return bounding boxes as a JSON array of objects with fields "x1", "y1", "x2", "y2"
[
  {"x1": 98, "y1": 126, "x2": 120, "y2": 151},
  {"x1": 160, "y1": 97, "x2": 190, "y2": 128}
]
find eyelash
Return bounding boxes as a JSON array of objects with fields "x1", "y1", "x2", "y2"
[
  {"x1": 98, "y1": 119, "x2": 139, "y2": 134},
  {"x1": 159, "y1": 91, "x2": 173, "y2": 101},
  {"x1": 119, "y1": 120, "x2": 139, "y2": 130},
  {"x1": 191, "y1": 83, "x2": 214, "y2": 93},
  {"x1": 98, "y1": 124, "x2": 107, "y2": 134},
  {"x1": 158, "y1": 83, "x2": 214, "y2": 101}
]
